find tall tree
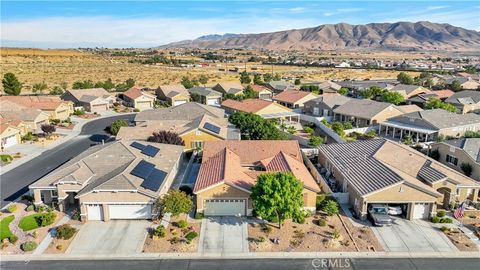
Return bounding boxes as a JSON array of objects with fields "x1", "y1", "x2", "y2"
[
  {"x1": 263, "y1": 73, "x2": 273, "y2": 83},
  {"x1": 450, "y1": 80, "x2": 463, "y2": 92},
  {"x1": 41, "y1": 124, "x2": 56, "y2": 137},
  {"x1": 181, "y1": 76, "x2": 194, "y2": 89},
  {"x1": 250, "y1": 172, "x2": 304, "y2": 229},
  {"x1": 109, "y1": 119, "x2": 129, "y2": 135},
  {"x1": 198, "y1": 75, "x2": 209, "y2": 86},
  {"x1": 425, "y1": 97, "x2": 457, "y2": 113},
  {"x1": 32, "y1": 82, "x2": 48, "y2": 95},
  {"x1": 243, "y1": 85, "x2": 257, "y2": 99},
  {"x1": 239, "y1": 71, "x2": 251, "y2": 84},
  {"x1": 380, "y1": 91, "x2": 405, "y2": 105},
  {"x1": 253, "y1": 74, "x2": 264, "y2": 85},
  {"x1": 2, "y1": 73, "x2": 22, "y2": 96},
  {"x1": 397, "y1": 72, "x2": 414, "y2": 85},
  {"x1": 147, "y1": 130, "x2": 185, "y2": 146},
  {"x1": 229, "y1": 112, "x2": 284, "y2": 140}
]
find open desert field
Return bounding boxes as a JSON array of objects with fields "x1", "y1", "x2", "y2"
[{"x1": 1, "y1": 48, "x2": 417, "y2": 93}]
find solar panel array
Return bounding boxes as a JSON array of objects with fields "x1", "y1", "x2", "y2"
[
  {"x1": 130, "y1": 160, "x2": 155, "y2": 179},
  {"x1": 203, "y1": 122, "x2": 221, "y2": 134},
  {"x1": 130, "y1": 142, "x2": 146, "y2": 151},
  {"x1": 141, "y1": 168, "x2": 167, "y2": 191},
  {"x1": 141, "y1": 145, "x2": 160, "y2": 157}
]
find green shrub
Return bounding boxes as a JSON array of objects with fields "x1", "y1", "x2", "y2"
[
  {"x1": 293, "y1": 212, "x2": 305, "y2": 224},
  {"x1": 321, "y1": 200, "x2": 339, "y2": 216},
  {"x1": 194, "y1": 213, "x2": 204, "y2": 219},
  {"x1": 55, "y1": 224, "x2": 77, "y2": 240},
  {"x1": 21, "y1": 241, "x2": 38, "y2": 252},
  {"x1": 304, "y1": 126, "x2": 314, "y2": 135},
  {"x1": 73, "y1": 109, "x2": 85, "y2": 116},
  {"x1": 268, "y1": 215, "x2": 279, "y2": 223},
  {"x1": 440, "y1": 226, "x2": 450, "y2": 232},
  {"x1": 8, "y1": 235, "x2": 18, "y2": 244},
  {"x1": 133, "y1": 108, "x2": 140, "y2": 112},
  {"x1": 176, "y1": 220, "x2": 188, "y2": 229},
  {"x1": 153, "y1": 225, "x2": 166, "y2": 238},
  {"x1": 440, "y1": 217, "x2": 453, "y2": 223},
  {"x1": 431, "y1": 216, "x2": 441, "y2": 223},
  {"x1": 437, "y1": 210, "x2": 446, "y2": 218},
  {"x1": 316, "y1": 194, "x2": 326, "y2": 210},
  {"x1": 50, "y1": 119, "x2": 61, "y2": 125},
  {"x1": 26, "y1": 205, "x2": 35, "y2": 212},
  {"x1": 261, "y1": 225, "x2": 272, "y2": 234},
  {"x1": 21, "y1": 132, "x2": 33, "y2": 141},
  {"x1": 257, "y1": 236, "x2": 266, "y2": 243},
  {"x1": 185, "y1": 231, "x2": 198, "y2": 243},
  {"x1": 7, "y1": 204, "x2": 17, "y2": 213},
  {"x1": 36, "y1": 212, "x2": 56, "y2": 227},
  {"x1": 318, "y1": 219, "x2": 327, "y2": 227},
  {"x1": 21, "y1": 195, "x2": 34, "y2": 202},
  {"x1": 0, "y1": 155, "x2": 13, "y2": 163}
]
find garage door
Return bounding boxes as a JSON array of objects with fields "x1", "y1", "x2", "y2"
[
  {"x1": 136, "y1": 101, "x2": 152, "y2": 110},
  {"x1": 91, "y1": 104, "x2": 107, "y2": 112},
  {"x1": 207, "y1": 98, "x2": 220, "y2": 106},
  {"x1": 173, "y1": 100, "x2": 187, "y2": 106},
  {"x1": 413, "y1": 203, "x2": 430, "y2": 219},
  {"x1": 259, "y1": 94, "x2": 271, "y2": 100},
  {"x1": 204, "y1": 199, "x2": 246, "y2": 216},
  {"x1": 87, "y1": 204, "x2": 104, "y2": 221},
  {"x1": 2, "y1": 135, "x2": 18, "y2": 148},
  {"x1": 108, "y1": 204, "x2": 152, "y2": 219}
]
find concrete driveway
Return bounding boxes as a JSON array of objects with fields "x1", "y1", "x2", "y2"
[
  {"x1": 371, "y1": 217, "x2": 458, "y2": 252},
  {"x1": 199, "y1": 217, "x2": 249, "y2": 254},
  {"x1": 67, "y1": 220, "x2": 150, "y2": 255}
]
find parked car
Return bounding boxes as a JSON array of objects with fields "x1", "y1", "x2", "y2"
[
  {"x1": 388, "y1": 205, "x2": 403, "y2": 216},
  {"x1": 368, "y1": 204, "x2": 393, "y2": 226}
]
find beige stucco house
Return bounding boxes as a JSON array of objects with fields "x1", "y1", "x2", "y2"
[
  {"x1": 272, "y1": 90, "x2": 319, "y2": 109},
  {"x1": 0, "y1": 121, "x2": 22, "y2": 149},
  {"x1": 156, "y1": 85, "x2": 190, "y2": 106},
  {"x1": 213, "y1": 82, "x2": 244, "y2": 96},
  {"x1": 29, "y1": 140, "x2": 183, "y2": 221},
  {"x1": 445, "y1": 90, "x2": 480, "y2": 114},
  {"x1": 0, "y1": 100, "x2": 50, "y2": 133},
  {"x1": 318, "y1": 139, "x2": 480, "y2": 220},
  {"x1": 0, "y1": 96, "x2": 73, "y2": 121},
  {"x1": 194, "y1": 140, "x2": 321, "y2": 216},
  {"x1": 332, "y1": 99, "x2": 404, "y2": 127},
  {"x1": 122, "y1": 87, "x2": 156, "y2": 110},
  {"x1": 61, "y1": 88, "x2": 115, "y2": 113}
]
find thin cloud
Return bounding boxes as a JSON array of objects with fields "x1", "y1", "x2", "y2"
[
  {"x1": 289, "y1": 7, "x2": 306, "y2": 13},
  {"x1": 426, "y1": 5, "x2": 450, "y2": 11}
]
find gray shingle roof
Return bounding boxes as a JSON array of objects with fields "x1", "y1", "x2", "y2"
[
  {"x1": 188, "y1": 87, "x2": 223, "y2": 97},
  {"x1": 444, "y1": 138, "x2": 480, "y2": 163},
  {"x1": 305, "y1": 95, "x2": 351, "y2": 110},
  {"x1": 135, "y1": 102, "x2": 224, "y2": 122},
  {"x1": 388, "y1": 109, "x2": 480, "y2": 130},
  {"x1": 333, "y1": 99, "x2": 395, "y2": 119},
  {"x1": 445, "y1": 90, "x2": 480, "y2": 105},
  {"x1": 391, "y1": 84, "x2": 423, "y2": 94},
  {"x1": 318, "y1": 139, "x2": 403, "y2": 196},
  {"x1": 417, "y1": 160, "x2": 447, "y2": 183}
]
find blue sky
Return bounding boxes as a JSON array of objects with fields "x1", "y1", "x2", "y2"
[{"x1": 2, "y1": 1, "x2": 479, "y2": 48}]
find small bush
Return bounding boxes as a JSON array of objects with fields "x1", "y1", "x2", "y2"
[
  {"x1": 7, "y1": 204, "x2": 17, "y2": 213},
  {"x1": 133, "y1": 108, "x2": 140, "y2": 112},
  {"x1": 73, "y1": 109, "x2": 85, "y2": 116},
  {"x1": 437, "y1": 210, "x2": 446, "y2": 218},
  {"x1": 56, "y1": 224, "x2": 77, "y2": 240},
  {"x1": 21, "y1": 133, "x2": 33, "y2": 141},
  {"x1": 431, "y1": 216, "x2": 441, "y2": 223},
  {"x1": 21, "y1": 195, "x2": 34, "y2": 202},
  {"x1": 56, "y1": 245, "x2": 64, "y2": 251},
  {"x1": 36, "y1": 212, "x2": 56, "y2": 227},
  {"x1": 71, "y1": 209, "x2": 81, "y2": 221},
  {"x1": 176, "y1": 220, "x2": 188, "y2": 229},
  {"x1": 26, "y1": 205, "x2": 35, "y2": 212},
  {"x1": 440, "y1": 226, "x2": 450, "y2": 232},
  {"x1": 293, "y1": 212, "x2": 305, "y2": 224},
  {"x1": 440, "y1": 217, "x2": 453, "y2": 223},
  {"x1": 185, "y1": 231, "x2": 198, "y2": 243},
  {"x1": 261, "y1": 225, "x2": 272, "y2": 234},
  {"x1": 316, "y1": 194, "x2": 326, "y2": 210},
  {"x1": 257, "y1": 236, "x2": 266, "y2": 243},
  {"x1": 318, "y1": 219, "x2": 327, "y2": 227},
  {"x1": 153, "y1": 225, "x2": 166, "y2": 238},
  {"x1": 21, "y1": 241, "x2": 38, "y2": 252},
  {"x1": 8, "y1": 235, "x2": 18, "y2": 244},
  {"x1": 194, "y1": 213, "x2": 204, "y2": 219},
  {"x1": 322, "y1": 200, "x2": 339, "y2": 216},
  {"x1": 169, "y1": 236, "x2": 180, "y2": 244},
  {"x1": 332, "y1": 229, "x2": 341, "y2": 240}
]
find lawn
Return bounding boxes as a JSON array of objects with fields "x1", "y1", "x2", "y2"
[
  {"x1": 18, "y1": 213, "x2": 56, "y2": 231},
  {"x1": 0, "y1": 215, "x2": 15, "y2": 240}
]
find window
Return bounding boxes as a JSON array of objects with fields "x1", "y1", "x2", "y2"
[
  {"x1": 446, "y1": 154, "x2": 458, "y2": 166},
  {"x1": 191, "y1": 141, "x2": 203, "y2": 149},
  {"x1": 51, "y1": 190, "x2": 58, "y2": 198}
]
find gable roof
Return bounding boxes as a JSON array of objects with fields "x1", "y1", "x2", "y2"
[
  {"x1": 222, "y1": 98, "x2": 290, "y2": 114},
  {"x1": 445, "y1": 90, "x2": 480, "y2": 105},
  {"x1": 135, "y1": 102, "x2": 224, "y2": 122},
  {"x1": 0, "y1": 100, "x2": 49, "y2": 122},
  {"x1": 158, "y1": 85, "x2": 190, "y2": 98},
  {"x1": 266, "y1": 81, "x2": 295, "y2": 91},
  {"x1": 272, "y1": 90, "x2": 316, "y2": 104},
  {"x1": 248, "y1": 84, "x2": 272, "y2": 93},
  {"x1": 194, "y1": 140, "x2": 320, "y2": 193},
  {"x1": 123, "y1": 87, "x2": 155, "y2": 100},
  {"x1": 0, "y1": 96, "x2": 70, "y2": 110},
  {"x1": 443, "y1": 138, "x2": 480, "y2": 163},
  {"x1": 188, "y1": 87, "x2": 222, "y2": 97},
  {"x1": 214, "y1": 82, "x2": 244, "y2": 94},
  {"x1": 305, "y1": 95, "x2": 351, "y2": 110},
  {"x1": 395, "y1": 104, "x2": 423, "y2": 114},
  {"x1": 387, "y1": 109, "x2": 480, "y2": 130},
  {"x1": 63, "y1": 88, "x2": 112, "y2": 103},
  {"x1": 333, "y1": 99, "x2": 397, "y2": 119}
]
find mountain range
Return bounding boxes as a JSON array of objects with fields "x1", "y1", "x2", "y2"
[{"x1": 162, "y1": 21, "x2": 480, "y2": 51}]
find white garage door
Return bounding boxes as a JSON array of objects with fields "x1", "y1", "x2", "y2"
[
  {"x1": 204, "y1": 199, "x2": 246, "y2": 216},
  {"x1": 136, "y1": 101, "x2": 152, "y2": 110},
  {"x1": 207, "y1": 98, "x2": 220, "y2": 106},
  {"x1": 413, "y1": 203, "x2": 430, "y2": 219},
  {"x1": 2, "y1": 135, "x2": 18, "y2": 148},
  {"x1": 87, "y1": 204, "x2": 104, "y2": 221},
  {"x1": 173, "y1": 100, "x2": 187, "y2": 106},
  {"x1": 109, "y1": 204, "x2": 152, "y2": 219}
]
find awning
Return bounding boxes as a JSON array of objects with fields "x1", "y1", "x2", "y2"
[
  {"x1": 259, "y1": 111, "x2": 301, "y2": 119},
  {"x1": 381, "y1": 121, "x2": 437, "y2": 134}
]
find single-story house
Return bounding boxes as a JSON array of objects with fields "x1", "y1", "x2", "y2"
[
  {"x1": 317, "y1": 81, "x2": 342, "y2": 94},
  {"x1": 156, "y1": 85, "x2": 190, "y2": 106},
  {"x1": 318, "y1": 139, "x2": 480, "y2": 220},
  {"x1": 389, "y1": 84, "x2": 430, "y2": 99},
  {"x1": 272, "y1": 90, "x2": 318, "y2": 109},
  {"x1": 29, "y1": 140, "x2": 184, "y2": 221},
  {"x1": 332, "y1": 99, "x2": 404, "y2": 127},
  {"x1": 265, "y1": 81, "x2": 296, "y2": 94},
  {"x1": 0, "y1": 100, "x2": 50, "y2": 133},
  {"x1": 396, "y1": 104, "x2": 423, "y2": 114},
  {"x1": 194, "y1": 140, "x2": 321, "y2": 216},
  {"x1": 221, "y1": 98, "x2": 296, "y2": 120},
  {"x1": 0, "y1": 121, "x2": 22, "y2": 149},
  {"x1": 380, "y1": 109, "x2": 480, "y2": 142},
  {"x1": 213, "y1": 82, "x2": 244, "y2": 96},
  {"x1": 61, "y1": 88, "x2": 116, "y2": 113},
  {"x1": 248, "y1": 84, "x2": 273, "y2": 100},
  {"x1": 188, "y1": 87, "x2": 223, "y2": 107},
  {"x1": 0, "y1": 96, "x2": 73, "y2": 121},
  {"x1": 337, "y1": 79, "x2": 397, "y2": 96},
  {"x1": 445, "y1": 90, "x2": 480, "y2": 114},
  {"x1": 433, "y1": 75, "x2": 480, "y2": 90},
  {"x1": 431, "y1": 138, "x2": 480, "y2": 182},
  {"x1": 121, "y1": 87, "x2": 156, "y2": 110},
  {"x1": 303, "y1": 95, "x2": 351, "y2": 117}
]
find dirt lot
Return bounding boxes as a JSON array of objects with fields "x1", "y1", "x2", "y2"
[
  {"x1": 248, "y1": 213, "x2": 382, "y2": 252},
  {"x1": 443, "y1": 228, "x2": 479, "y2": 252},
  {"x1": 143, "y1": 217, "x2": 201, "y2": 253},
  {"x1": 1, "y1": 48, "x2": 415, "y2": 93}
]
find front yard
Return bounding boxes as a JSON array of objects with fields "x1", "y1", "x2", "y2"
[{"x1": 143, "y1": 216, "x2": 201, "y2": 253}]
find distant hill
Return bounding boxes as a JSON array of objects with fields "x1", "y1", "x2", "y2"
[{"x1": 161, "y1": 21, "x2": 480, "y2": 51}]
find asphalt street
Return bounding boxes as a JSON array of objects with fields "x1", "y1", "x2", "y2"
[
  {"x1": 0, "y1": 114, "x2": 135, "y2": 208},
  {"x1": 2, "y1": 258, "x2": 480, "y2": 270}
]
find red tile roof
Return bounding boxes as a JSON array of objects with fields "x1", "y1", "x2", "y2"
[
  {"x1": 433, "y1": 90, "x2": 455, "y2": 99},
  {"x1": 194, "y1": 140, "x2": 320, "y2": 194},
  {"x1": 272, "y1": 90, "x2": 312, "y2": 103},
  {"x1": 0, "y1": 96, "x2": 68, "y2": 110},
  {"x1": 123, "y1": 87, "x2": 144, "y2": 100},
  {"x1": 221, "y1": 98, "x2": 274, "y2": 113}
]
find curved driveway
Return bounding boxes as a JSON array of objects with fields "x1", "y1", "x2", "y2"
[{"x1": 0, "y1": 114, "x2": 135, "y2": 207}]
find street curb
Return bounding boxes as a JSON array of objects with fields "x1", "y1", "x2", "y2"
[{"x1": 2, "y1": 251, "x2": 479, "y2": 261}]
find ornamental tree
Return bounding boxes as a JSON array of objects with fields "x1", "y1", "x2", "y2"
[
  {"x1": 155, "y1": 190, "x2": 193, "y2": 220},
  {"x1": 147, "y1": 130, "x2": 184, "y2": 146},
  {"x1": 250, "y1": 172, "x2": 304, "y2": 229},
  {"x1": 109, "y1": 119, "x2": 129, "y2": 135},
  {"x1": 2, "y1": 73, "x2": 22, "y2": 96}
]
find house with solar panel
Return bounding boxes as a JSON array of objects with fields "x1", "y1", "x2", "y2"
[
  {"x1": 29, "y1": 140, "x2": 183, "y2": 221},
  {"x1": 318, "y1": 139, "x2": 480, "y2": 220}
]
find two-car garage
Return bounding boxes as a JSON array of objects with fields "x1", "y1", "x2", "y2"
[
  {"x1": 203, "y1": 199, "x2": 246, "y2": 216},
  {"x1": 86, "y1": 203, "x2": 153, "y2": 221}
]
